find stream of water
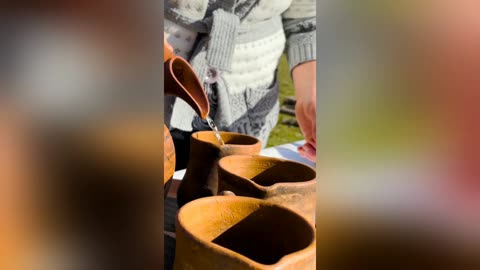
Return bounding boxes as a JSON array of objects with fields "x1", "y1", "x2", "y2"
[{"x1": 206, "y1": 116, "x2": 225, "y2": 145}]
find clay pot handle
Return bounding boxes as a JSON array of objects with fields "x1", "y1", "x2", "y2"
[{"x1": 218, "y1": 190, "x2": 236, "y2": 196}]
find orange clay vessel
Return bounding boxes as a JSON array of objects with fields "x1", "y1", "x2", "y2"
[
  {"x1": 176, "y1": 131, "x2": 262, "y2": 207},
  {"x1": 173, "y1": 196, "x2": 316, "y2": 270},
  {"x1": 217, "y1": 155, "x2": 316, "y2": 224},
  {"x1": 163, "y1": 42, "x2": 210, "y2": 191}
]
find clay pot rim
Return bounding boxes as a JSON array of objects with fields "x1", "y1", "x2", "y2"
[
  {"x1": 176, "y1": 196, "x2": 316, "y2": 268},
  {"x1": 218, "y1": 155, "x2": 317, "y2": 191},
  {"x1": 192, "y1": 131, "x2": 262, "y2": 148}
]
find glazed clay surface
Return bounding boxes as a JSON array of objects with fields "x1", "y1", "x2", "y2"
[
  {"x1": 173, "y1": 196, "x2": 316, "y2": 270},
  {"x1": 176, "y1": 131, "x2": 262, "y2": 207},
  {"x1": 218, "y1": 155, "x2": 316, "y2": 224}
]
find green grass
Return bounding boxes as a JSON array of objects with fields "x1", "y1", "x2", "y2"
[{"x1": 267, "y1": 55, "x2": 304, "y2": 147}]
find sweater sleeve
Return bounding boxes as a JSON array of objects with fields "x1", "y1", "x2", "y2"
[{"x1": 282, "y1": 0, "x2": 316, "y2": 73}]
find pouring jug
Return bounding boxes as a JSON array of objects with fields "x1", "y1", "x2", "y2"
[{"x1": 163, "y1": 43, "x2": 210, "y2": 189}]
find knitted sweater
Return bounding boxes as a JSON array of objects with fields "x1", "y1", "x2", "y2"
[{"x1": 165, "y1": 0, "x2": 316, "y2": 146}]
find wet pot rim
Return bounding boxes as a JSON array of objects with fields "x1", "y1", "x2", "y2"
[
  {"x1": 218, "y1": 155, "x2": 317, "y2": 191},
  {"x1": 191, "y1": 131, "x2": 262, "y2": 150},
  {"x1": 175, "y1": 196, "x2": 316, "y2": 269}
]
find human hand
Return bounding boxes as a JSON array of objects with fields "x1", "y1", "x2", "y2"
[
  {"x1": 292, "y1": 61, "x2": 316, "y2": 162},
  {"x1": 298, "y1": 141, "x2": 316, "y2": 162}
]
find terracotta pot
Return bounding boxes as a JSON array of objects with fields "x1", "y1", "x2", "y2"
[
  {"x1": 164, "y1": 43, "x2": 176, "y2": 188},
  {"x1": 217, "y1": 155, "x2": 316, "y2": 224},
  {"x1": 163, "y1": 38, "x2": 210, "y2": 194},
  {"x1": 164, "y1": 52, "x2": 209, "y2": 120},
  {"x1": 164, "y1": 125, "x2": 176, "y2": 194},
  {"x1": 176, "y1": 131, "x2": 262, "y2": 207},
  {"x1": 173, "y1": 196, "x2": 316, "y2": 270}
]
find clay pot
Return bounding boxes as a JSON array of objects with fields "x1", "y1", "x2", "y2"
[
  {"x1": 164, "y1": 125, "x2": 175, "y2": 184},
  {"x1": 176, "y1": 131, "x2": 262, "y2": 207},
  {"x1": 217, "y1": 155, "x2": 316, "y2": 224},
  {"x1": 173, "y1": 196, "x2": 316, "y2": 270},
  {"x1": 164, "y1": 51, "x2": 209, "y2": 120},
  {"x1": 163, "y1": 38, "x2": 209, "y2": 194},
  {"x1": 163, "y1": 40, "x2": 175, "y2": 186}
]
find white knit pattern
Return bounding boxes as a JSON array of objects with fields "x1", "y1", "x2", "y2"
[
  {"x1": 222, "y1": 29, "x2": 286, "y2": 94},
  {"x1": 165, "y1": 0, "x2": 315, "y2": 89},
  {"x1": 167, "y1": 0, "x2": 208, "y2": 20},
  {"x1": 241, "y1": 0, "x2": 316, "y2": 22},
  {"x1": 242, "y1": 0, "x2": 292, "y2": 24},
  {"x1": 166, "y1": 21, "x2": 286, "y2": 95},
  {"x1": 282, "y1": 0, "x2": 316, "y2": 19},
  {"x1": 164, "y1": 19, "x2": 198, "y2": 59}
]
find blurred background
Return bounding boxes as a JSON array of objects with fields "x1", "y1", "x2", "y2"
[
  {"x1": 317, "y1": 0, "x2": 480, "y2": 268},
  {"x1": 1, "y1": 1, "x2": 163, "y2": 270}
]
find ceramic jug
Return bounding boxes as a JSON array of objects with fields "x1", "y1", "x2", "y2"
[
  {"x1": 173, "y1": 196, "x2": 316, "y2": 270},
  {"x1": 163, "y1": 43, "x2": 210, "y2": 189},
  {"x1": 176, "y1": 131, "x2": 262, "y2": 207},
  {"x1": 217, "y1": 155, "x2": 316, "y2": 224}
]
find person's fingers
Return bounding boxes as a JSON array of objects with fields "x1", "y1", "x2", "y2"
[
  {"x1": 303, "y1": 142, "x2": 316, "y2": 155},
  {"x1": 300, "y1": 149, "x2": 316, "y2": 162},
  {"x1": 310, "y1": 118, "x2": 316, "y2": 145},
  {"x1": 304, "y1": 114, "x2": 316, "y2": 146},
  {"x1": 301, "y1": 113, "x2": 316, "y2": 146},
  {"x1": 297, "y1": 110, "x2": 312, "y2": 138},
  {"x1": 298, "y1": 146, "x2": 307, "y2": 158},
  {"x1": 307, "y1": 104, "x2": 316, "y2": 145},
  {"x1": 299, "y1": 142, "x2": 316, "y2": 162},
  {"x1": 296, "y1": 101, "x2": 317, "y2": 147}
]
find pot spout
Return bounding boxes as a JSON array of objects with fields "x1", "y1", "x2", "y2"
[{"x1": 164, "y1": 46, "x2": 209, "y2": 119}]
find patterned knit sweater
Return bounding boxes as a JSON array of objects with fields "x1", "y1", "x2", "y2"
[{"x1": 165, "y1": 0, "x2": 316, "y2": 146}]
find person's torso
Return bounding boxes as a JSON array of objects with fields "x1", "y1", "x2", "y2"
[
  {"x1": 165, "y1": 1, "x2": 292, "y2": 139},
  {"x1": 165, "y1": 0, "x2": 290, "y2": 94}
]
